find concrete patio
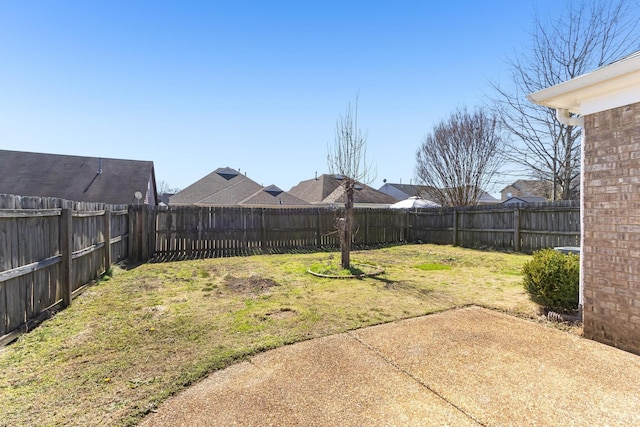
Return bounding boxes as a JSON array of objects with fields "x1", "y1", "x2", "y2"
[{"x1": 140, "y1": 306, "x2": 640, "y2": 426}]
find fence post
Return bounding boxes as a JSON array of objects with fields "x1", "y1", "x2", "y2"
[
  {"x1": 128, "y1": 206, "x2": 135, "y2": 261},
  {"x1": 513, "y1": 208, "x2": 521, "y2": 252},
  {"x1": 60, "y1": 208, "x2": 73, "y2": 308},
  {"x1": 141, "y1": 205, "x2": 149, "y2": 261},
  {"x1": 452, "y1": 209, "x2": 459, "y2": 246},
  {"x1": 405, "y1": 211, "x2": 410, "y2": 242},
  {"x1": 148, "y1": 206, "x2": 156, "y2": 261},
  {"x1": 261, "y1": 208, "x2": 267, "y2": 253},
  {"x1": 127, "y1": 206, "x2": 135, "y2": 261},
  {"x1": 364, "y1": 209, "x2": 369, "y2": 245},
  {"x1": 316, "y1": 209, "x2": 321, "y2": 248},
  {"x1": 103, "y1": 209, "x2": 111, "y2": 270}
]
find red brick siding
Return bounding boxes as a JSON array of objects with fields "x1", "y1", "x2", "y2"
[{"x1": 583, "y1": 101, "x2": 640, "y2": 354}]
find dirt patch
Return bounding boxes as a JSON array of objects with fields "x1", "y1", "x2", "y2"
[
  {"x1": 224, "y1": 275, "x2": 280, "y2": 294},
  {"x1": 125, "y1": 278, "x2": 162, "y2": 293}
]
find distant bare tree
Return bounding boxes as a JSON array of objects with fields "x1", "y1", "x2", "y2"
[
  {"x1": 157, "y1": 180, "x2": 181, "y2": 195},
  {"x1": 491, "y1": 0, "x2": 640, "y2": 200},
  {"x1": 327, "y1": 95, "x2": 376, "y2": 268},
  {"x1": 415, "y1": 107, "x2": 504, "y2": 207}
]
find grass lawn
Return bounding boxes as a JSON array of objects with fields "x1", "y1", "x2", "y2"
[{"x1": 0, "y1": 244, "x2": 546, "y2": 426}]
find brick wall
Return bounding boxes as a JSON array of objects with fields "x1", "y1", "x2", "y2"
[{"x1": 582, "y1": 101, "x2": 640, "y2": 355}]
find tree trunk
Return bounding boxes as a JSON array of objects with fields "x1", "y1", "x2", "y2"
[{"x1": 341, "y1": 183, "x2": 354, "y2": 269}]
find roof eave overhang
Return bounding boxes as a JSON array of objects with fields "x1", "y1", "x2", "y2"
[{"x1": 527, "y1": 52, "x2": 640, "y2": 115}]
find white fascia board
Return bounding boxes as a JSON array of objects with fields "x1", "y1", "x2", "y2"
[
  {"x1": 527, "y1": 52, "x2": 640, "y2": 115},
  {"x1": 580, "y1": 86, "x2": 640, "y2": 115}
]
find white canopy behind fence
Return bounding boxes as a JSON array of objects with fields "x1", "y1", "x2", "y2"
[{"x1": 389, "y1": 196, "x2": 440, "y2": 209}]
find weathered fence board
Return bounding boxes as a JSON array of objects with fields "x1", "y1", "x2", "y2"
[
  {"x1": 0, "y1": 194, "x2": 128, "y2": 345},
  {"x1": 408, "y1": 209, "x2": 453, "y2": 244},
  {"x1": 519, "y1": 207, "x2": 581, "y2": 253}
]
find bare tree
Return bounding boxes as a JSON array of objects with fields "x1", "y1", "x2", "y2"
[
  {"x1": 415, "y1": 107, "x2": 504, "y2": 207},
  {"x1": 157, "y1": 180, "x2": 181, "y2": 195},
  {"x1": 491, "y1": 0, "x2": 639, "y2": 200},
  {"x1": 327, "y1": 95, "x2": 375, "y2": 268}
]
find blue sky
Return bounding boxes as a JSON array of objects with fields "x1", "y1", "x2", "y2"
[{"x1": 1, "y1": 0, "x2": 562, "y2": 196}]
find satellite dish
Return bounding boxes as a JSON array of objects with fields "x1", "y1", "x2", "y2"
[{"x1": 134, "y1": 191, "x2": 142, "y2": 200}]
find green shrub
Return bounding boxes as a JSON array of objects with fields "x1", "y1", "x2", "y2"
[{"x1": 522, "y1": 248, "x2": 579, "y2": 312}]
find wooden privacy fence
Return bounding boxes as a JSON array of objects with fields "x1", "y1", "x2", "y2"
[
  {"x1": 0, "y1": 195, "x2": 128, "y2": 345},
  {"x1": 2, "y1": 196, "x2": 580, "y2": 344},
  {"x1": 128, "y1": 201, "x2": 580, "y2": 261},
  {"x1": 143, "y1": 206, "x2": 409, "y2": 260}
]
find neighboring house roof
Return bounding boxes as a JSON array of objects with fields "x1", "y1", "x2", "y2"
[
  {"x1": 0, "y1": 149, "x2": 157, "y2": 205},
  {"x1": 288, "y1": 174, "x2": 339, "y2": 203},
  {"x1": 170, "y1": 167, "x2": 308, "y2": 207},
  {"x1": 288, "y1": 174, "x2": 340, "y2": 204},
  {"x1": 428, "y1": 188, "x2": 498, "y2": 206},
  {"x1": 378, "y1": 183, "x2": 437, "y2": 201},
  {"x1": 170, "y1": 167, "x2": 263, "y2": 206},
  {"x1": 239, "y1": 185, "x2": 310, "y2": 207},
  {"x1": 502, "y1": 196, "x2": 548, "y2": 205},
  {"x1": 158, "y1": 193, "x2": 174, "y2": 207},
  {"x1": 289, "y1": 174, "x2": 398, "y2": 206},
  {"x1": 501, "y1": 180, "x2": 551, "y2": 200},
  {"x1": 477, "y1": 191, "x2": 500, "y2": 205},
  {"x1": 378, "y1": 182, "x2": 498, "y2": 206}
]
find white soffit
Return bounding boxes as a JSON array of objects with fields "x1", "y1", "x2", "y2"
[{"x1": 528, "y1": 52, "x2": 640, "y2": 115}]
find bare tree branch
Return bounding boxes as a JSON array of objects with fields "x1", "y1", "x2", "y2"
[
  {"x1": 415, "y1": 107, "x2": 504, "y2": 207},
  {"x1": 157, "y1": 180, "x2": 181, "y2": 195},
  {"x1": 327, "y1": 95, "x2": 376, "y2": 268},
  {"x1": 490, "y1": 0, "x2": 639, "y2": 200}
]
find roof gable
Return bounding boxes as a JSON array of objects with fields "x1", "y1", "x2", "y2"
[
  {"x1": 288, "y1": 174, "x2": 341, "y2": 203},
  {"x1": 170, "y1": 167, "x2": 263, "y2": 206},
  {"x1": 171, "y1": 166, "x2": 313, "y2": 207},
  {"x1": 216, "y1": 167, "x2": 240, "y2": 180},
  {"x1": 502, "y1": 179, "x2": 549, "y2": 192},
  {"x1": 263, "y1": 185, "x2": 283, "y2": 197},
  {"x1": 239, "y1": 185, "x2": 310, "y2": 207}
]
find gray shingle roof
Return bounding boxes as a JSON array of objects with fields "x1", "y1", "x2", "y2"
[
  {"x1": 239, "y1": 185, "x2": 310, "y2": 207},
  {"x1": 501, "y1": 180, "x2": 551, "y2": 194},
  {"x1": 170, "y1": 168, "x2": 309, "y2": 207},
  {"x1": 288, "y1": 174, "x2": 339, "y2": 203},
  {"x1": 0, "y1": 149, "x2": 157, "y2": 205},
  {"x1": 378, "y1": 183, "x2": 439, "y2": 201},
  {"x1": 289, "y1": 174, "x2": 398, "y2": 205},
  {"x1": 170, "y1": 167, "x2": 263, "y2": 206}
]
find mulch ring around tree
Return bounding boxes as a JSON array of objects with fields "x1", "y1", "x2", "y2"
[{"x1": 307, "y1": 264, "x2": 385, "y2": 279}]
